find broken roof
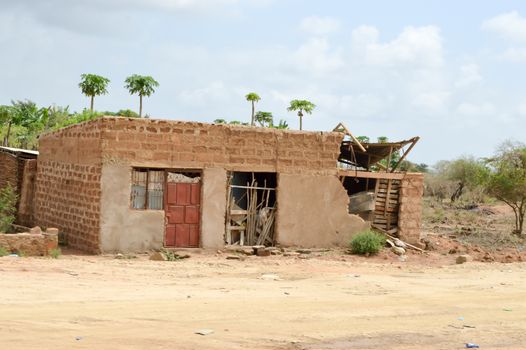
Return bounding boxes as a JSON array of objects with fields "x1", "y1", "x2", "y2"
[{"x1": 333, "y1": 123, "x2": 419, "y2": 172}]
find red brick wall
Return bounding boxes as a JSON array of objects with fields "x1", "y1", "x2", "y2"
[
  {"x1": 99, "y1": 117, "x2": 342, "y2": 175},
  {"x1": 34, "y1": 121, "x2": 103, "y2": 253},
  {"x1": 0, "y1": 151, "x2": 18, "y2": 190}
]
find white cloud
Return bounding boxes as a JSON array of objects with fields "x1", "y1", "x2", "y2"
[
  {"x1": 352, "y1": 25, "x2": 443, "y2": 68},
  {"x1": 483, "y1": 11, "x2": 526, "y2": 43},
  {"x1": 499, "y1": 47, "x2": 526, "y2": 62},
  {"x1": 299, "y1": 16, "x2": 341, "y2": 35},
  {"x1": 294, "y1": 37, "x2": 344, "y2": 74},
  {"x1": 456, "y1": 102, "x2": 496, "y2": 116},
  {"x1": 454, "y1": 64, "x2": 482, "y2": 88}
]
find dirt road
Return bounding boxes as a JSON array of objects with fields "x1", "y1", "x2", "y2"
[{"x1": 1, "y1": 252, "x2": 525, "y2": 349}]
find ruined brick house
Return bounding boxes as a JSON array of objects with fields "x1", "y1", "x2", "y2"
[{"x1": 17, "y1": 117, "x2": 422, "y2": 253}]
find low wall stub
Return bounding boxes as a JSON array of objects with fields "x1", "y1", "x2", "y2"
[{"x1": 0, "y1": 228, "x2": 58, "y2": 256}]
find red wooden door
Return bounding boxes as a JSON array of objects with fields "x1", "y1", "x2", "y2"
[{"x1": 165, "y1": 181, "x2": 201, "y2": 247}]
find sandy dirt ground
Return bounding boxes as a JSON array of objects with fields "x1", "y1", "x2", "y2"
[{"x1": 1, "y1": 251, "x2": 526, "y2": 350}]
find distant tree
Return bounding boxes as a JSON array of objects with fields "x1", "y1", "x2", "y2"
[
  {"x1": 228, "y1": 120, "x2": 249, "y2": 126},
  {"x1": 287, "y1": 99, "x2": 315, "y2": 130},
  {"x1": 255, "y1": 111, "x2": 273, "y2": 127},
  {"x1": 377, "y1": 136, "x2": 388, "y2": 143},
  {"x1": 1, "y1": 100, "x2": 48, "y2": 148},
  {"x1": 356, "y1": 136, "x2": 370, "y2": 143},
  {"x1": 213, "y1": 119, "x2": 227, "y2": 124},
  {"x1": 124, "y1": 75, "x2": 159, "y2": 118},
  {"x1": 45, "y1": 105, "x2": 70, "y2": 130},
  {"x1": 0, "y1": 105, "x2": 14, "y2": 146},
  {"x1": 245, "y1": 92, "x2": 261, "y2": 126},
  {"x1": 78, "y1": 74, "x2": 110, "y2": 112},
  {"x1": 273, "y1": 119, "x2": 289, "y2": 129},
  {"x1": 444, "y1": 157, "x2": 489, "y2": 202},
  {"x1": 485, "y1": 142, "x2": 526, "y2": 235}
]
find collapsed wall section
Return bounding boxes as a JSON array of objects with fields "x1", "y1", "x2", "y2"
[{"x1": 34, "y1": 121, "x2": 103, "y2": 253}]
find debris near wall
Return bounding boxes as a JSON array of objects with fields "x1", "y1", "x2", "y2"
[{"x1": 0, "y1": 226, "x2": 58, "y2": 256}]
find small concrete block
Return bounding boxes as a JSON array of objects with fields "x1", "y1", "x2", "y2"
[
  {"x1": 149, "y1": 252, "x2": 167, "y2": 261},
  {"x1": 456, "y1": 254, "x2": 472, "y2": 264},
  {"x1": 30, "y1": 226, "x2": 42, "y2": 235},
  {"x1": 45, "y1": 228, "x2": 59, "y2": 235},
  {"x1": 256, "y1": 248, "x2": 271, "y2": 257}
]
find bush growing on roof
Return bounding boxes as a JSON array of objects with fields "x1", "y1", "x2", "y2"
[{"x1": 349, "y1": 230, "x2": 385, "y2": 255}]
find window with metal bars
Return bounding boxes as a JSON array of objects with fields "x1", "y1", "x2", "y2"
[{"x1": 131, "y1": 168, "x2": 165, "y2": 210}]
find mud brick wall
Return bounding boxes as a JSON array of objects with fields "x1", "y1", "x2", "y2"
[
  {"x1": 34, "y1": 121, "x2": 103, "y2": 253},
  {"x1": 398, "y1": 173, "x2": 424, "y2": 245},
  {"x1": 0, "y1": 151, "x2": 18, "y2": 190},
  {"x1": 98, "y1": 117, "x2": 342, "y2": 175}
]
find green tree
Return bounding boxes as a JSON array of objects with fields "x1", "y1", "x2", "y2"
[
  {"x1": 213, "y1": 118, "x2": 227, "y2": 124},
  {"x1": 245, "y1": 92, "x2": 261, "y2": 126},
  {"x1": 356, "y1": 135, "x2": 370, "y2": 143},
  {"x1": 485, "y1": 142, "x2": 526, "y2": 235},
  {"x1": 255, "y1": 111, "x2": 273, "y2": 127},
  {"x1": 287, "y1": 99, "x2": 315, "y2": 130},
  {"x1": 124, "y1": 75, "x2": 159, "y2": 118},
  {"x1": 78, "y1": 74, "x2": 110, "y2": 112},
  {"x1": 1, "y1": 100, "x2": 48, "y2": 148},
  {"x1": 0, "y1": 105, "x2": 14, "y2": 146},
  {"x1": 444, "y1": 157, "x2": 489, "y2": 202}
]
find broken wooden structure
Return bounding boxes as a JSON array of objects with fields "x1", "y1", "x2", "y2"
[
  {"x1": 335, "y1": 123, "x2": 420, "y2": 236},
  {"x1": 225, "y1": 172, "x2": 276, "y2": 246}
]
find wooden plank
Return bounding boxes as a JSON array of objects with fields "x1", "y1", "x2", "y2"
[
  {"x1": 230, "y1": 209, "x2": 248, "y2": 215},
  {"x1": 230, "y1": 185, "x2": 276, "y2": 191},
  {"x1": 337, "y1": 170, "x2": 406, "y2": 180}
]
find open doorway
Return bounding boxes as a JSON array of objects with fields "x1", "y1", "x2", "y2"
[{"x1": 225, "y1": 172, "x2": 277, "y2": 246}]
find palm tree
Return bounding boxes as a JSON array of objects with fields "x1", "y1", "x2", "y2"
[
  {"x1": 78, "y1": 74, "x2": 110, "y2": 112},
  {"x1": 245, "y1": 92, "x2": 261, "y2": 126},
  {"x1": 287, "y1": 99, "x2": 316, "y2": 130},
  {"x1": 124, "y1": 75, "x2": 159, "y2": 118},
  {"x1": 254, "y1": 111, "x2": 273, "y2": 127}
]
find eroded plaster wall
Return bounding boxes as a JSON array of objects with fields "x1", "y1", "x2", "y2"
[
  {"x1": 276, "y1": 174, "x2": 369, "y2": 247},
  {"x1": 100, "y1": 164, "x2": 164, "y2": 253},
  {"x1": 200, "y1": 168, "x2": 227, "y2": 248}
]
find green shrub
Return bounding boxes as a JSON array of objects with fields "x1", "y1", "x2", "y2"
[
  {"x1": 0, "y1": 246, "x2": 8, "y2": 257},
  {"x1": 350, "y1": 230, "x2": 386, "y2": 255},
  {"x1": 48, "y1": 248, "x2": 61, "y2": 259},
  {"x1": 0, "y1": 184, "x2": 18, "y2": 233}
]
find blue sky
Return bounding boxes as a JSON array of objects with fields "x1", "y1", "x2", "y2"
[{"x1": 1, "y1": 0, "x2": 525, "y2": 164}]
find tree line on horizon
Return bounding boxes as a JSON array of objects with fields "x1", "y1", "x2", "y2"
[{"x1": 0, "y1": 73, "x2": 320, "y2": 149}]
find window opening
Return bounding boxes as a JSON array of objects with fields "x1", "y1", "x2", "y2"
[{"x1": 131, "y1": 168, "x2": 165, "y2": 210}]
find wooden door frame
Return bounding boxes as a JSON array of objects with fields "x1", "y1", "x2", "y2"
[{"x1": 163, "y1": 169, "x2": 203, "y2": 248}]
